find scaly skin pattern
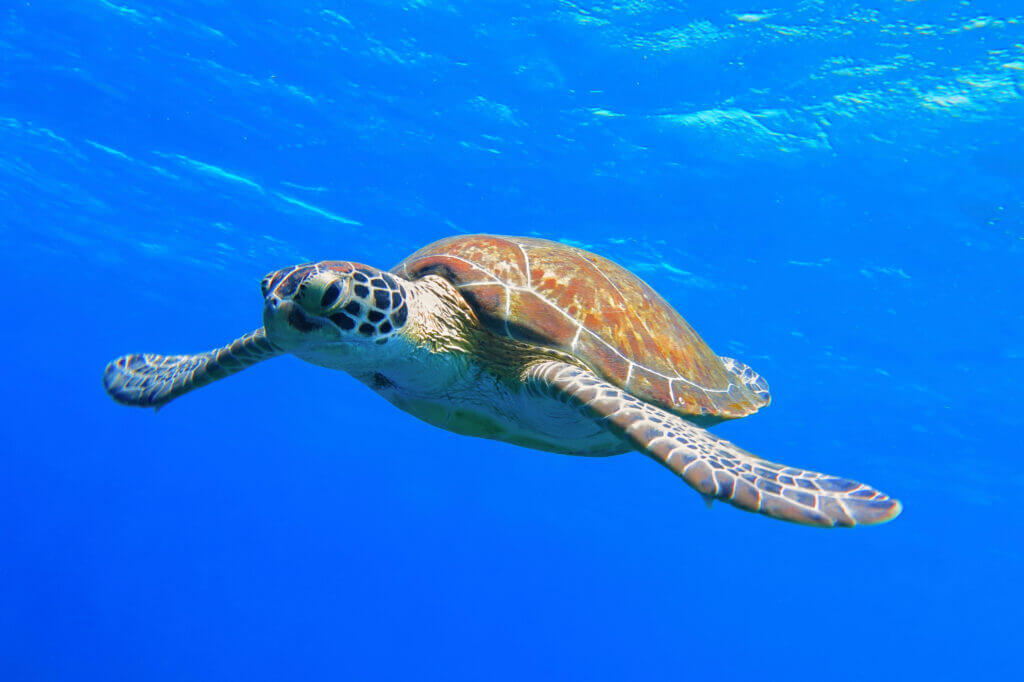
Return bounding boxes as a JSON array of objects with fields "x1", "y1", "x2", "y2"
[
  {"x1": 103, "y1": 329, "x2": 281, "y2": 409},
  {"x1": 260, "y1": 260, "x2": 410, "y2": 343},
  {"x1": 396, "y1": 234, "x2": 768, "y2": 426},
  {"x1": 526, "y1": 361, "x2": 901, "y2": 527}
]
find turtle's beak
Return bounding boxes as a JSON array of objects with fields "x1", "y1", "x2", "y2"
[{"x1": 262, "y1": 265, "x2": 320, "y2": 340}]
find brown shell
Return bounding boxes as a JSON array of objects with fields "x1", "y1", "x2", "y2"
[{"x1": 394, "y1": 234, "x2": 767, "y2": 424}]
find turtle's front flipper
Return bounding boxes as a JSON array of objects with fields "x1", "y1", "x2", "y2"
[
  {"x1": 525, "y1": 361, "x2": 901, "y2": 528},
  {"x1": 103, "y1": 328, "x2": 282, "y2": 409}
]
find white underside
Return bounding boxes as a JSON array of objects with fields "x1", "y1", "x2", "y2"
[
  {"x1": 370, "y1": 368, "x2": 630, "y2": 457},
  {"x1": 294, "y1": 343, "x2": 629, "y2": 457}
]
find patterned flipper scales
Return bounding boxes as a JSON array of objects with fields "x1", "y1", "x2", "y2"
[
  {"x1": 526, "y1": 361, "x2": 901, "y2": 528},
  {"x1": 719, "y1": 356, "x2": 771, "y2": 406},
  {"x1": 103, "y1": 329, "x2": 281, "y2": 409}
]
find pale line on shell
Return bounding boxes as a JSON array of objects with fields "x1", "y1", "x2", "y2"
[{"x1": 414, "y1": 254, "x2": 736, "y2": 395}]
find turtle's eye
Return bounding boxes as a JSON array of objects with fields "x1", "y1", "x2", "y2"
[
  {"x1": 319, "y1": 281, "x2": 343, "y2": 308},
  {"x1": 295, "y1": 272, "x2": 351, "y2": 315}
]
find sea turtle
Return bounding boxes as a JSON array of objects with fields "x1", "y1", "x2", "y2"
[{"x1": 104, "y1": 234, "x2": 901, "y2": 527}]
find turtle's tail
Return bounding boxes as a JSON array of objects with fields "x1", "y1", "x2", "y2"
[{"x1": 103, "y1": 328, "x2": 282, "y2": 409}]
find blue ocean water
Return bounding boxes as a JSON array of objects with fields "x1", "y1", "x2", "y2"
[{"x1": 2, "y1": 1, "x2": 1023, "y2": 679}]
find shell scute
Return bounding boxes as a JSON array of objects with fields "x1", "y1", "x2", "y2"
[
  {"x1": 511, "y1": 290, "x2": 577, "y2": 346},
  {"x1": 576, "y1": 331, "x2": 630, "y2": 388},
  {"x1": 396, "y1": 234, "x2": 769, "y2": 422},
  {"x1": 463, "y1": 283, "x2": 508, "y2": 336}
]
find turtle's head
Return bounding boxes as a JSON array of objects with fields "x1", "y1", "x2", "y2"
[{"x1": 261, "y1": 261, "x2": 410, "y2": 357}]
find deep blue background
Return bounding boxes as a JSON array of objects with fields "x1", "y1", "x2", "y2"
[{"x1": 2, "y1": 2, "x2": 1023, "y2": 680}]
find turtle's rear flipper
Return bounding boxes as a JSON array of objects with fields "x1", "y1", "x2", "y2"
[
  {"x1": 719, "y1": 356, "x2": 771, "y2": 408},
  {"x1": 103, "y1": 328, "x2": 281, "y2": 409},
  {"x1": 526, "y1": 361, "x2": 901, "y2": 528}
]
